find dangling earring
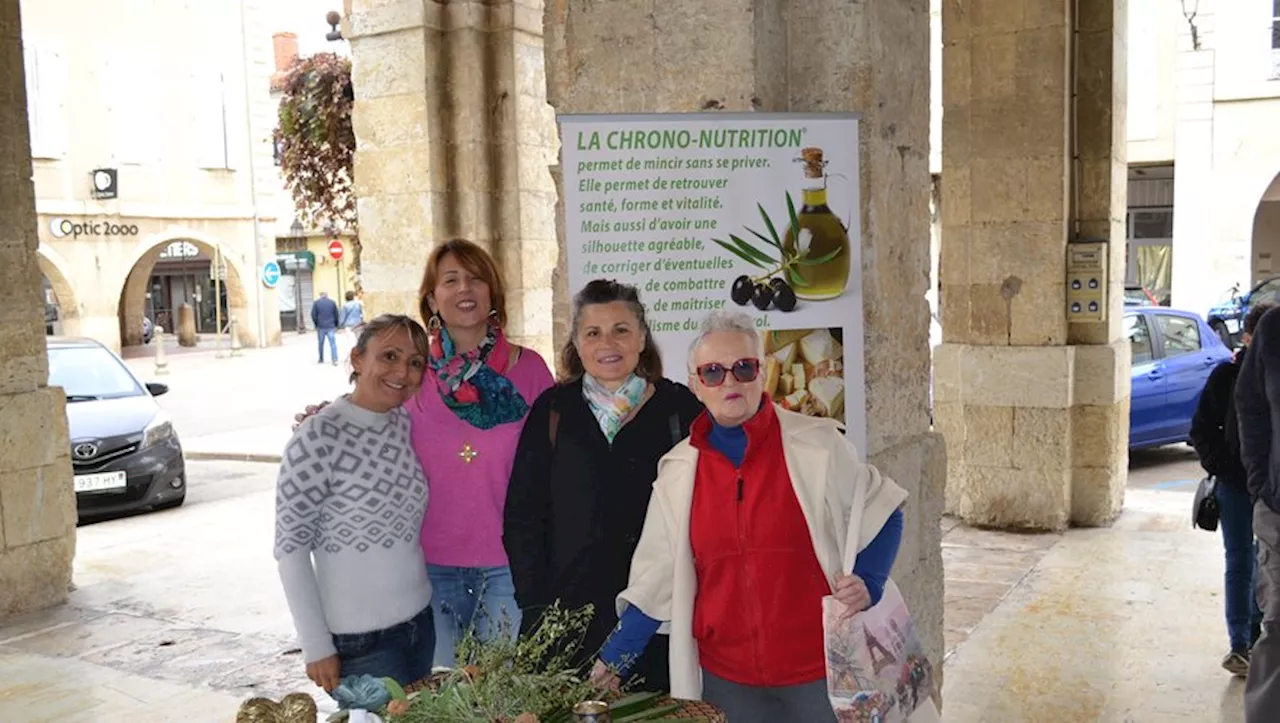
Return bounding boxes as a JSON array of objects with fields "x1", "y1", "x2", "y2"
[
  {"x1": 488, "y1": 309, "x2": 500, "y2": 327},
  {"x1": 428, "y1": 313, "x2": 442, "y2": 333}
]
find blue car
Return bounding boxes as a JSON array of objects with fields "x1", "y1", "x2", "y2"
[
  {"x1": 1127, "y1": 307, "x2": 1233, "y2": 449},
  {"x1": 1206, "y1": 277, "x2": 1280, "y2": 347}
]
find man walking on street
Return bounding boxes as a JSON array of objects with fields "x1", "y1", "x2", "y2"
[
  {"x1": 311, "y1": 291, "x2": 341, "y2": 365},
  {"x1": 1236, "y1": 304, "x2": 1280, "y2": 719}
]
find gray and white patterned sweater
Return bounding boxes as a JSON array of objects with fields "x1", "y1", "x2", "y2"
[{"x1": 274, "y1": 395, "x2": 431, "y2": 663}]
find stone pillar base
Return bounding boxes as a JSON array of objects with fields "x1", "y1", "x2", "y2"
[{"x1": 935, "y1": 340, "x2": 1129, "y2": 531}]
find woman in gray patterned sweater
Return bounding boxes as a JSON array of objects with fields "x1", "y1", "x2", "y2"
[{"x1": 275, "y1": 314, "x2": 434, "y2": 692}]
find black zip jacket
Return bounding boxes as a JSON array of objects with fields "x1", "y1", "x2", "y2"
[
  {"x1": 503, "y1": 377, "x2": 704, "y2": 689},
  {"x1": 1190, "y1": 356, "x2": 1247, "y2": 485},
  {"x1": 1238, "y1": 308, "x2": 1280, "y2": 512}
]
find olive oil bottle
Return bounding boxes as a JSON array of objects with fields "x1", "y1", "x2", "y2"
[{"x1": 782, "y1": 147, "x2": 851, "y2": 300}]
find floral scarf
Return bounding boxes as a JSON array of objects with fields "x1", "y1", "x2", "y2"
[
  {"x1": 582, "y1": 373, "x2": 648, "y2": 444},
  {"x1": 428, "y1": 322, "x2": 529, "y2": 429}
]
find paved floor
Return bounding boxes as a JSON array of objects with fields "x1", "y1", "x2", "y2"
[{"x1": 123, "y1": 333, "x2": 352, "y2": 462}]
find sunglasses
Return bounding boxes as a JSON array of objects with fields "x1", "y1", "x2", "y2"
[{"x1": 696, "y1": 358, "x2": 762, "y2": 387}]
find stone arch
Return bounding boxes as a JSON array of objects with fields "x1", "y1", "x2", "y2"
[
  {"x1": 35, "y1": 244, "x2": 81, "y2": 337},
  {"x1": 116, "y1": 230, "x2": 251, "y2": 347},
  {"x1": 1251, "y1": 170, "x2": 1280, "y2": 283}
]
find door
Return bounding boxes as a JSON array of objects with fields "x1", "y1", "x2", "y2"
[
  {"x1": 1127, "y1": 312, "x2": 1165, "y2": 446},
  {"x1": 1153, "y1": 312, "x2": 1215, "y2": 441}
]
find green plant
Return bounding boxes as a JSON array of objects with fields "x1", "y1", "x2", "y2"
[
  {"x1": 376, "y1": 604, "x2": 696, "y2": 723},
  {"x1": 274, "y1": 52, "x2": 360, "y2": 272},
  {"x1": 711, "y1": 193, "x2": 843, "y2": 289}
]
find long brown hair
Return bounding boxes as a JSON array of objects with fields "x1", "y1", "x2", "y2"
[
  {"x1": 417, "y1": 239, "x2": 508, "y2": 329},
  {"x1": 560, "y1": 279, "x2": 663, "y2": 383}
]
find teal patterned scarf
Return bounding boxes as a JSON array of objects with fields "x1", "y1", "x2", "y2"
[{"x1": 582, "y1": 373, "x2": 648, "y2": 443}]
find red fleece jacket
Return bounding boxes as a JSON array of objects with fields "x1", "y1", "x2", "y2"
[{"x1": 688, "y1": 401, "x2": 831, "y2": 687}]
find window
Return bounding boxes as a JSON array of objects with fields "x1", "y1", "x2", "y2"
[
  {"x1": 1156, "y1": 314, "x2": 1202, "y2": 356},
  {"x1": 48, "y1": 347, "x2": 143, "y2": 400},
  {"x1": 1127, "y1": 314, "x2": 1154, "y2": 365},
  {"x1": 1253, "y1": 278, "x2": 1280, "y2": 307},
  {"x1": 1273, "y1": 0, "x2": 1280, "y2": 49},
  {"x1": 21, "y1": 41, "x2": 67, "y2": 159}
]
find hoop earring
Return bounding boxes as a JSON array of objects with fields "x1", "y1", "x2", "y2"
[
  {"x1": 488, "y1": 309, "x2": 500, "y2": 326},
  {"x1": 428, "y1": 313, "x2": 442, "y2": 332}
]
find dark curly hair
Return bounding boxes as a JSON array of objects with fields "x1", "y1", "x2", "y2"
[{"x1": 1245, "y1": 302, "x2": 1275, "y2": 338}]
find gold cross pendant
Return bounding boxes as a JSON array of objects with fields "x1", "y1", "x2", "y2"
[{"x1": 459, "y1": 442, "x2": 478, "y2": 464}]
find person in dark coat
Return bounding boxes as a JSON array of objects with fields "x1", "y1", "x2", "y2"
[
  {"x1": 503, "y1": 279, "x2": 703, "y2": 692},
  {"x1": 1238, "y1": 302, "x2": 1280, "y2": 718},
  {"x1": 311, "y1": 291, "x2": 342, "y2": 365},
  {"x1": 1191, "y1": 301, "x2": 1272, "y2": 676}
]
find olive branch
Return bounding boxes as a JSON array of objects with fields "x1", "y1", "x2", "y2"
[{"x1": 711, "y1": 192, "x2": 843, "y2": 288}]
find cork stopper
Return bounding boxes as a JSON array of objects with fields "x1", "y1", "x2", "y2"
[{"x1": 800, "y1": 147, "x2": 825, "y2": 179}]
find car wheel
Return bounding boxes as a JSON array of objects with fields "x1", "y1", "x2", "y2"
[
  {"x1": 154, "y1": 493, "x2": 185, "y2": 511},
  {"x1": 1210, "y1": 319, "x2": 1232, "y2": 347}
]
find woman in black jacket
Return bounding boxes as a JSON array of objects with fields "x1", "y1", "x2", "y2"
[
  {"x1": 503, "y1": 279, "x2": 703, "y2": 692},
  {"x1": 1190, "y1": 301, "x2": 1272, "y2": 676}
]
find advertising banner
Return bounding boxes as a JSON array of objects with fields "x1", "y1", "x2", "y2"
[{"x1": 560, "y1": 113, "x2": 866, "y2": 455}]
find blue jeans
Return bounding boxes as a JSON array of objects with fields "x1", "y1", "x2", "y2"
[
  {"x1": 317, "y1": 328, "x2": 337, "y2": 362},
  {"x1": 332, "y1": 604, "x2": 434, "y2": 687},
  {"x1": 426, "y1": 564, "x2": 521, "y2": 668},
  {"x1": 1217, "y1": 480, "x2": 1263, "y2": 651}
]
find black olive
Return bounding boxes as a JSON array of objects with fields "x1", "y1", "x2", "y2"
[
  {"x1": 769, "y1": 277, "x2": 788, "y2": 293},
  {"x1": 731, "y1": 275, "x2": 753, "y2": 306},
  {"x1": 751, "y1": 283, "x2": 774, "y2": 310},
  {"x1": 774, "y1": 281, "x2": 797, "y2": 312}
]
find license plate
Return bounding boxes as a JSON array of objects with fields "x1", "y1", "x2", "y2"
[
  {"x1": 74, "y1": 471, "x2": 127, "y2": 493},
  {"x1": 1226, "y1": 318, "x2": 1241, "y2": 333}
]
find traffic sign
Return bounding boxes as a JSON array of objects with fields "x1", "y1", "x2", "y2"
[
  {"x1": 328, "y1": 240, "x2": 345, "y2": 261},
  {"x1": 262, "y1": 260, "x2": 281, "y2": 288}
]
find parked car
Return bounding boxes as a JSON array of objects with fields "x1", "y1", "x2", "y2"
[
  {"x1": 1206, "y1": 277, "x2": 1280, "y2": 347},
  {"x1": 1127, "y1": 307, "x2": 1233, "y2": 449},
  {"x1": 47, "y1": 337, "x2": 185, "y2": 518},
  {"x1": 1124, "y1": 285, "x2": 1159, "y2": 306}
]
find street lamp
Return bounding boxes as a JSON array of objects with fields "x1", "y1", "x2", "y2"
[{"x1": 325, "y1": 10, "x2": 343, "y2": 42}]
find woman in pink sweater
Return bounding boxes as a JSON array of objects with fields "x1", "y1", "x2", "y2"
[{"x1": 412, "y1": 239, "x2": 554, "y2": 667}]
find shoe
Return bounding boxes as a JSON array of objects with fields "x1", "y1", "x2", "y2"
[
  {"x1": 332, "y1": 360, "x2": 339, "y2": 366},
  {"x1": 1223, "y1": 650, "x2": 1250, "y2": 677}
]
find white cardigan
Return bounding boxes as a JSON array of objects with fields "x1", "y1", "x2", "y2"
[{"x1": 616, "y1": 405, "x2": 909, "y2": 700}]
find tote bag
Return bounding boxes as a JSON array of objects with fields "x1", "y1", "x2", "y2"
[{"x1": 823, "y1": 513, "x2": 941, "y2": 722}]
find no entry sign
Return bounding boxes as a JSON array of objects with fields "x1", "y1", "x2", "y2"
[{"x1": 328, "y1": 240, "x2": 345, "y2": 261}]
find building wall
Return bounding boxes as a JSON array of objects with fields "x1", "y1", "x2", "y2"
[{"x1": 20, "y1": 0, "x2": 281, "y2": 351}]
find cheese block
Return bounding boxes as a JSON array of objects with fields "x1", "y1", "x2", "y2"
[
  {"x1": 783, "y1": 389, "x2": 810, "y2": 412},
  {"x1": 792, "y1": 364, "x2": 807, "y2": 396},
  {"x1": 799, "y1": 328, "x2": 843, "y2": 367},
  {"x1": 770, "y1": 329, "x2": 810, "y2": 351},
  {"x1": 772, "y1": 342, "x2": 798, "y2": 368},
  {"x1": 809, "y1": 376, "x2": 846, "y2": 419},
  {"x1": 780, "y1": 373, "x2": 794, "y2": 396},
  {"x1": 814, "y1": 358, "x2": 844, "y2": 378},
  {"x1": 764, "y1": 357, "x2": 782, "y2": 397}
]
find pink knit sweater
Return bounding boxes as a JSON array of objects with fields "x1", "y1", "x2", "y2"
[{"x1": 408, "y1": 348, "x2": 554, "y2": 567}]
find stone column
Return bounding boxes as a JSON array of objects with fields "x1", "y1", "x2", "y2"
[
  {"x1": 546, "y1": 0, "x2": 946, "y2": 679},
  {"x1": 344, "y1": 0, "x2": 559, "y2": 357},
  {"x1": 0, "y1": 2, "x2": 77, "y2": 617},
  {"x1": 936, "y1": 0, "x2": 1129, "y2": 531}
]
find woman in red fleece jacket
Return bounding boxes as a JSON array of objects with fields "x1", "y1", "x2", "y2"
[{"x1": 590, "y1": 310, "x2": 911, "y2": 723}]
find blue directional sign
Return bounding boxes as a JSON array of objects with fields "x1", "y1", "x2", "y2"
[{"x1": 262, "y1": 260, "x2": 281, "y2": 289}]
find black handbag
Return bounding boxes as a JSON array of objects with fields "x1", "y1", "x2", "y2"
[{"x1": 1193, "y1": 475, "x2": 1220, "y2": 531}]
